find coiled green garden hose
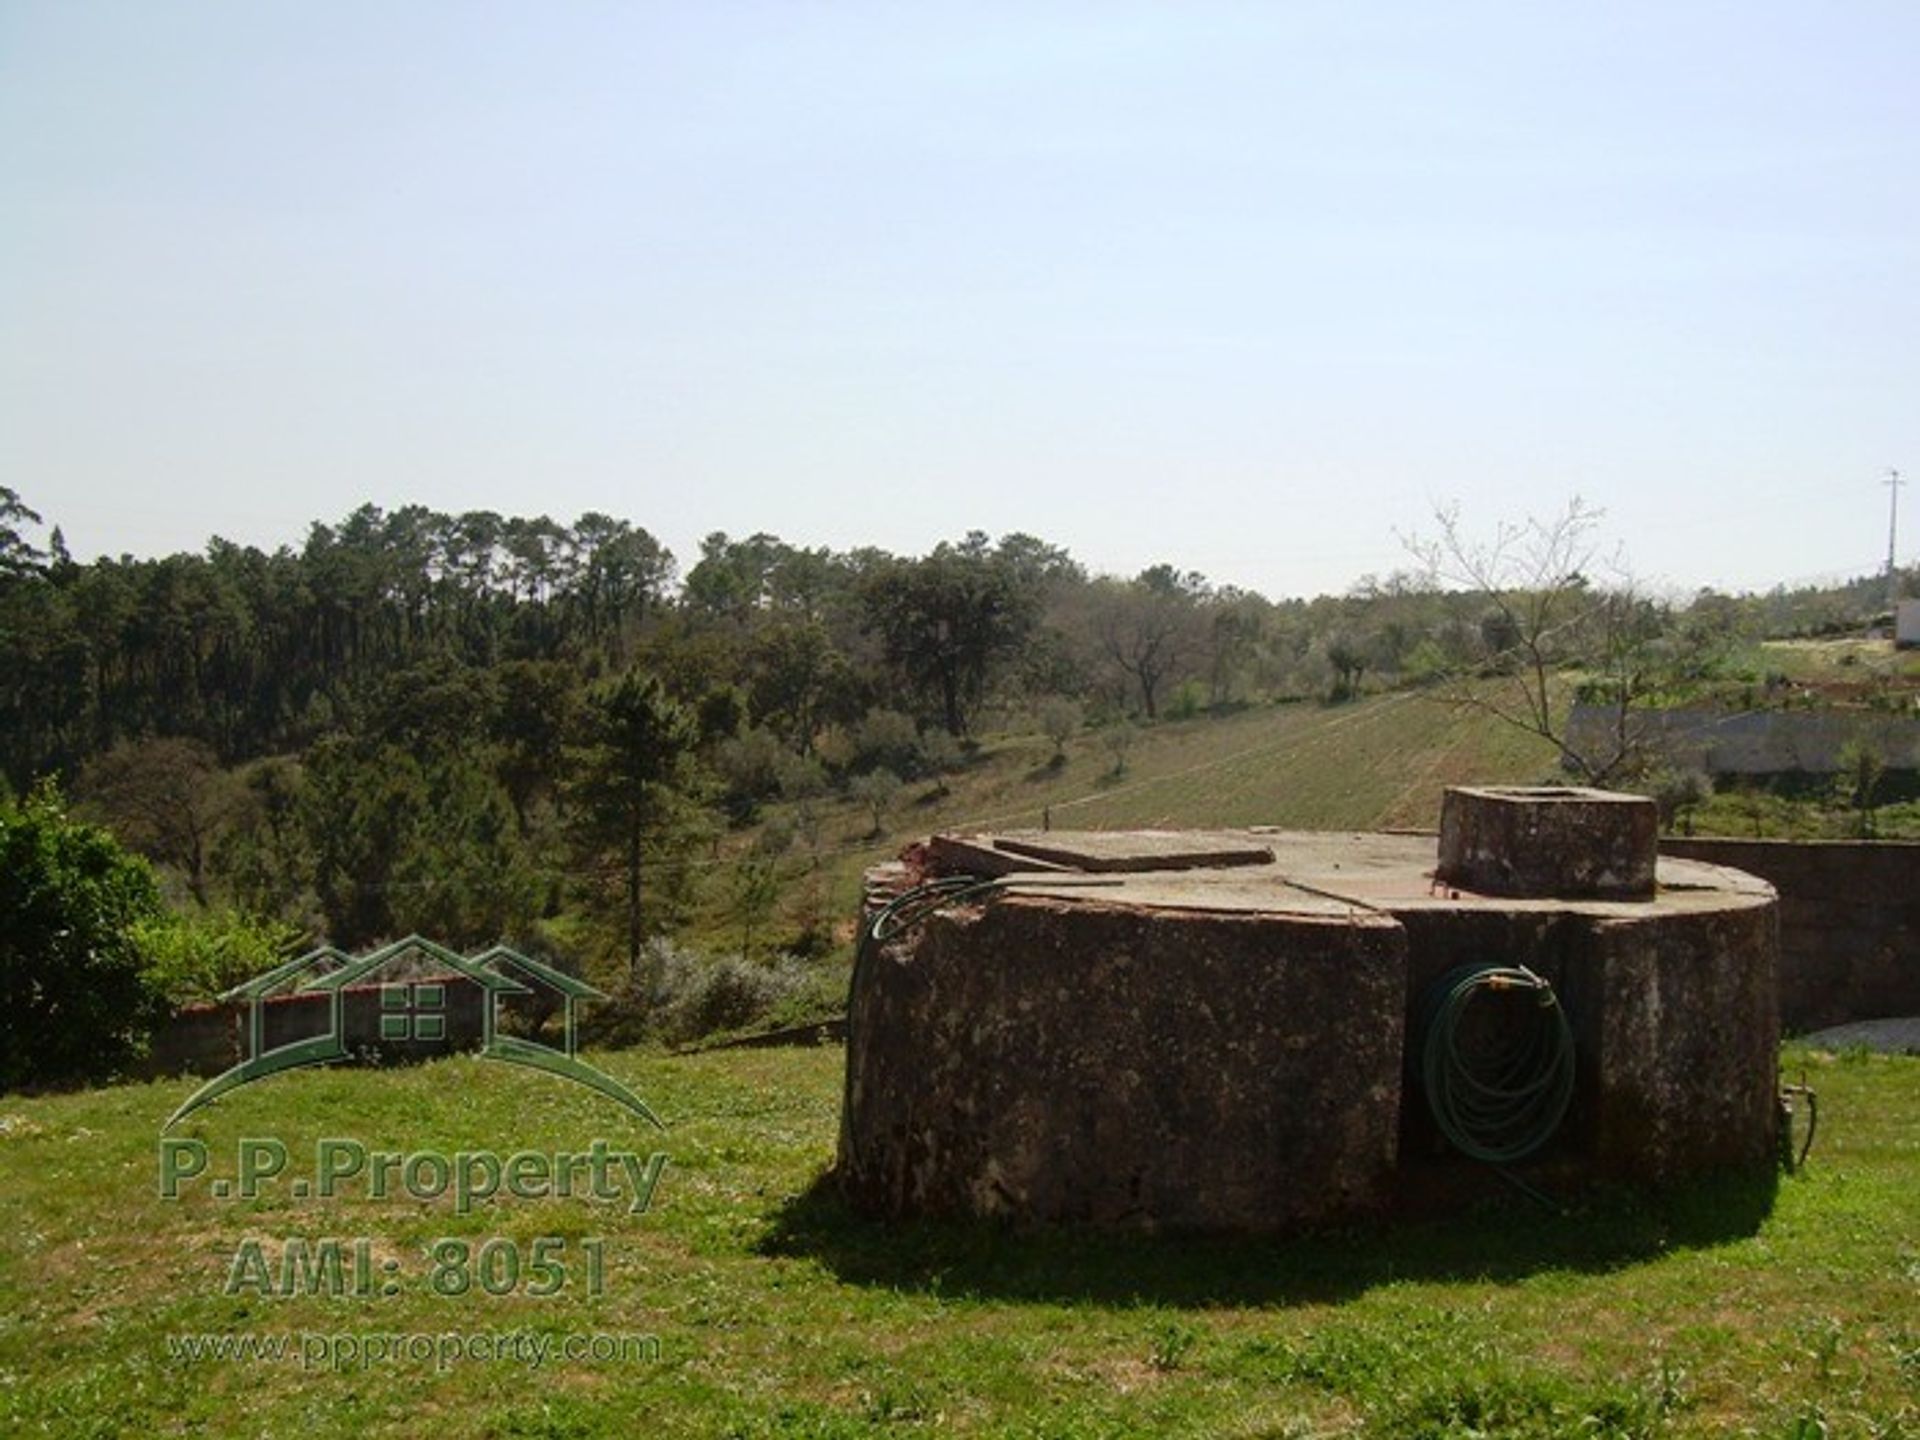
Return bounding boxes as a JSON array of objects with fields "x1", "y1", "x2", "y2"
[{"x1": 1420, "y1": 963, "x2": 1576, "y2": 1165}]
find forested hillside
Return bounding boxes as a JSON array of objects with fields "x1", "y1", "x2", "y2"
[{"x1": 0, "y1": 484, "x2": 1911, "y2": 1003}]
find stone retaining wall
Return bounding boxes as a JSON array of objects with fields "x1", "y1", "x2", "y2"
[{"x1": 1661, "y1": 837, "x2": 1920, "y2": 1032}]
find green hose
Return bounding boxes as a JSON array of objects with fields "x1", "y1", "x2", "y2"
[
  {"x1": 1420, "y1": 963, "x2": 1576, "y2": 1165},
  {"x1": 864, "y1": 873, "x2": 1011, "y2": 947}
]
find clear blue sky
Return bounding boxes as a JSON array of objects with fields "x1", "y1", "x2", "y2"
[{"x1": 2, "y1": 2, "x2": 1914, "y2": 598}]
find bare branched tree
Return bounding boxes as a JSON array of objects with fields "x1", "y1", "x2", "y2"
[{"x1": 1400, "y1": 498, "x2": 1671, "y2": 785}]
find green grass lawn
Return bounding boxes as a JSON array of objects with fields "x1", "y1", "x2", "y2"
[{"x1": 2, "y1": 1042, "x2": 1915, "y2": 1438}]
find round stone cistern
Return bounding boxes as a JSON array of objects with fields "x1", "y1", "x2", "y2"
[{"x1": 837, "y1": 786, "x2": 1779, "y2": 1232}]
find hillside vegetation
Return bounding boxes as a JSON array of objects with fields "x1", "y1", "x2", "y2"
[
  {"x1": 684, "y1": 689, "x2": 1559, "y2": 955},
  {"x1": 4, "y1": 484, "x2": 1915, "y2": 1067}
]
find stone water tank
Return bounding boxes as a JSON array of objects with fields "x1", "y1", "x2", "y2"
[{"x1": 838, "y1": 786, "x2": 1780, "y2": 1231}]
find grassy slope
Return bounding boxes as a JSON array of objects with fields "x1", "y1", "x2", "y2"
[
  {"x1": 693, "y1": 689, "x2": 1561, "y2": 954},
  {"x1": 2, "y1": 1045, "x2": 1915, "y2": 1437},
  {"x1": 690, "y1": 654, "x2": 1920, "y2": 955},
  {"x1": 1755, "y1": 637, "x2": 1920, "y2": 688}
]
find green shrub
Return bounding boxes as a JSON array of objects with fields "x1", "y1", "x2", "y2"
[
  {"x1": 654, "y1": 949, "x2": 820, "y2": 1044},
  {"x1": 133, "y1": 907, "x2": 304, "y2": 1005},
  {"x1": 0, "y1": 785, "x2": 166, "y2": 1089},
  {"x1": 579, "y1": 939, "x2": 830, "y2": 1048},
  {"x1": 1036, "y1": 696, "x2": 1083, "y2": 758},
  {"x1": 847, "y1": 709, "x2": 921, "y2": 777},
  {"x1": 1167, "y1": 680, "x2": 1206, "y2": 720}
]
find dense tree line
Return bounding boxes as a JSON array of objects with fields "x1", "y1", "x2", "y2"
[{"x1": 2, "y1": 485, "x2": 1910, "y2": 975}]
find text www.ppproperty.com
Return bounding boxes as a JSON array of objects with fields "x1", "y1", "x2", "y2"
[{"x1": 165, "y1": 1328, "x2": 662, "y2": 1372}]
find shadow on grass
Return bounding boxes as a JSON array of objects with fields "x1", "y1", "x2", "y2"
[
  {"x1": 1022, "y1": 754, "x2": 1068, "y2": 783},
  {"x1": 760, "y1": 1164, "x2": 1779, "y2": 1309}
]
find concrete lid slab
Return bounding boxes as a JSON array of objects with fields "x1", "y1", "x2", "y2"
[
  {"x1": 921, "y1": 827, "x2": 1773, "y2": 922},
  {"x1": 976, "y1": 829, "x2": 1277, "y2": 872},
  {"x1": 998, "y1": 871, "x2": 1392, "y2": 923}
]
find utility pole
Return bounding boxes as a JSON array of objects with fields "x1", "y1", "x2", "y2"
[{"x1": 1888, "y1": 467, "x2": 1906, "y2": 611}]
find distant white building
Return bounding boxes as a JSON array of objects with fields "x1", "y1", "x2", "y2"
[{"x1": 1899, "y1": 599, "x2": 1920, "y2": 649}]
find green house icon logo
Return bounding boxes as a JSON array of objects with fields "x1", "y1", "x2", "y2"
[
  {"x1": 162, "y1": 936, "x2": 660, "y2": 1132},
  {"x1": 380, "y1": 982, "x2": 446, "y2": 1043}
]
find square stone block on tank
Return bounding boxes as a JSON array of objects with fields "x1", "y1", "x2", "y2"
[
  {"x1": 838, "y1": 891, "x2": 1409, "y2": 1232},
  {"x1": 1438, "y1": 786, "x2": 1658, "y2": 900}
]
